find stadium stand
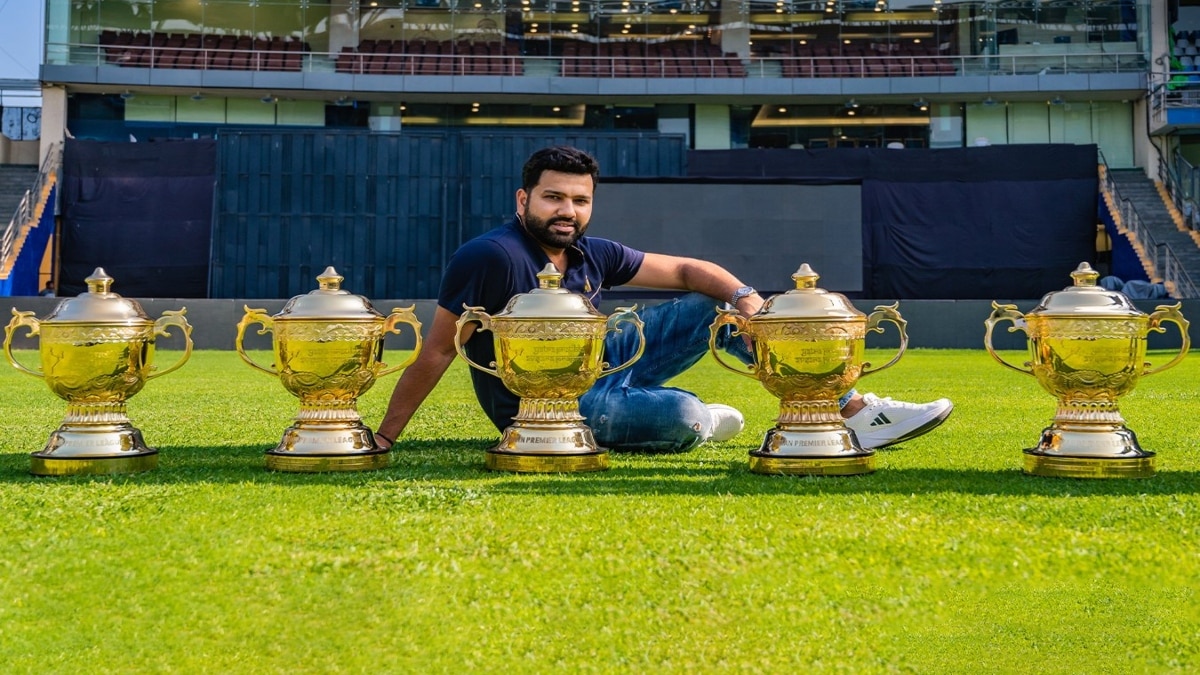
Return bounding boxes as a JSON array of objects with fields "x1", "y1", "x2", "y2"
[{"x1": 99, "y1": 31, "x2": 309, "y2": 72}]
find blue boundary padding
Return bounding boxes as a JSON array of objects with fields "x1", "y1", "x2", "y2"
[{"x1": 1, "y1": 184, "x2": 56, "y2": 297}]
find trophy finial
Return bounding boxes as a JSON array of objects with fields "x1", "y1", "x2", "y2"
[
  {"x1": 85, "y1": 267, "x2": 114, "y2": 295},
  {"x1": 792, "y1": 263, "x2": 819, "y2": 290},
  {"x1": 537, "y1": 263, "x2": 563, "y2": 290},
  {"x1": 317, "y1": 266, "x2": 344, "y2": 291},
  {"x1": 1069, "y1": 262, "x2": 1099, "y2": 287}
]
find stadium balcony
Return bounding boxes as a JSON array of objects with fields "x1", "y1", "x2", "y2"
[
  {"x1": 47, "y1": 0, "x2": 1150, "y2": 99},
  {"x1": 48, "y1": 31, "x2": 1146, "y2": 104},
  {"x1": 1150, "y1": 75, "x2": 1200, "y2": 134}
]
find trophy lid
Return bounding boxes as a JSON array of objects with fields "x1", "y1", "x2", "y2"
[
  {"x1": 754, "y1": 264, "x2": 865, "y2": 321},
  {"x1": 1028, "y1": 262, "x2": 1145, "y2": 317},
  {"x1": 495, "y1": 264, "x2": 605, "y2": 320},
  {"x1": 43, "y1": 268, "x2": 152, "y2": 324},
  {"x1": 275, "y1": 266, "x2": 383, "y2": 320}
]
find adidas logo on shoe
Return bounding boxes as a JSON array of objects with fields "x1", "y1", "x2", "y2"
[{"x1": 845, "y1": 393, "x2": 954, "y2": 450}]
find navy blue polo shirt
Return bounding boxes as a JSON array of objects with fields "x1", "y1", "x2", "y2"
[{"x1": 439, "y1": 218, "x2": 645, "y2": 431}]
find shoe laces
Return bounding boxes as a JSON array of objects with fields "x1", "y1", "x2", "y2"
[{"x1": 860, "y1": 393, "x2": 922, "y2": 411}]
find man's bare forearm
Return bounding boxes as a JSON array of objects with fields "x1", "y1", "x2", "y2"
[
  {"x1": 376, "y1": 305, "x2": 473, "y2": 444},
  {"x1": 628, "y1": 253, "x2": 762, "y2": 316},
  {"x1": 677, "y1": 258, "x2": 763, "y2": 316},
  {"x1": 376, "y1": 348, "x2": 457, "y2": 442}
]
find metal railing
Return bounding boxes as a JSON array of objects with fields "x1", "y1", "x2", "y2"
[
  {"x1": 0, "y1": 143, "x2": 61, "y2": 279},
  {"x1": 1103, "y1": 158, "x2": 1199, "y2": 298},
  {"x1": 1159, "y1": 150, "x2": 1200, "y2": 232},
  {"x1": 750, "y1": 51, "x2": 1147, "y2": 77},
  {"x1": 1157, "y1": 244, "x2": 1199, "y2": 299},
  {"x1": 1149, "y1": 72, "x2": 1200, "y2": 128},
  {"x1": 50, "y1": 41, "x2": 1148, "y2": 79}
]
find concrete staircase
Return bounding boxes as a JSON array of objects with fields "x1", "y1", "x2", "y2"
[
  {"x1": 0, "y1": 164, "x2": 38, "y2": 223},
  {"x1": 0, "y1": 163, "x2": 48, "y2": 292},
  {"x1": 1107, "y1": 168, "x2": 1200, "y2": 292}
]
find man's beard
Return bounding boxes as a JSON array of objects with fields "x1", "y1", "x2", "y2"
[{"x1": 521, "y1": 209, "x2": 585, "y2": 249}]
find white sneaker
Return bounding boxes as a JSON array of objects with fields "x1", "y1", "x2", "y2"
[
  {"x1": 706, "y1": 403, "x2": 745, "y2": 442},
  {"x1": 844, "y1": 393, "x2": 953, "y2": 450}
]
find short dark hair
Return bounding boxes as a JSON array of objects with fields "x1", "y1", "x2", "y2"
[{"x1": 521, "y1": 146, "x2": 599, "y2": 193}]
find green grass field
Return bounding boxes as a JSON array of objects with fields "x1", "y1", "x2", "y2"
[{"x1": 1, "y1": 348, "x2": 1198, "y2": 673}]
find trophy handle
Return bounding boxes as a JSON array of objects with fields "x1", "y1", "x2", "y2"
[
  {"x1": 707, "y1": 308, "x2": 756, "y2": 377},
  {"x1": 984, "y1": 302, "x2": 1034, "y2": 376},
  {"x1": 377, "y1": 306, "x2": 424, "y2": 377},
  {"x1": 861, "y1": 303, "x2": 909, "y2": 376},
  {"x1": 3, "y1": 309, "x2": 43, "y2": 379},
  {"x1": 598, "y1": 305, "x2": 645, "y2": 377},
  {"x1": 455, "y1": 305, "x2": 498, "y2": 376},
  {"x1": 146, "y1": 309, "x2": 194, "y2": 381},
  {"x1": 235, "y1": 306, "x2": 278, "y2": 377},
  {"x1": 1143, "y1": 302, "x2": 1191, "y2": 377}
]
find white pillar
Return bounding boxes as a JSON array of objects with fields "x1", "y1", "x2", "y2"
[{"x1": 38, "y1": 86, "x2": 67, "y2": 165}]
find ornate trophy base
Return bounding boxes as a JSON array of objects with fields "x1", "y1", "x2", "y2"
[
  {"x1": 266, "y1": 422, "x2": 389, "y2": 473},
  {"x1": 486, "y1": 423, "x2": 609, "y2": 473},
  {"x1": 31, "y1": 424, "x2": 158, "y2": 476},
  {"x1": 1023, "y1": 425, "x2": 1155, "y2": 479},
  {"x1": 749, "y1": 426, "x2": 875, "y2": 476}
]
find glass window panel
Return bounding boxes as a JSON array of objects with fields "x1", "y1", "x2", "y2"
[
  {"x1": 151, "y1": 0, "x2": 204, "y2": 35},
  {"x1": 1093, "y1": 101, "x2": 1134, "y2": 168},
  {"x1": 303, "y1": 3, "x2": 332, "y2": 53},
  {"x1": 53, "y1": 0, "x2": 1147, "y2": 74},
  {"x1": 49, "y1": 0, "x2": 88, "y2": 64},
  {"x1": 1049, "y1": 100, "x2": 1093, "y2": 145},
  {"x1": 98, "y1": 0, "x2": 151, "y2": 33},
  {"x1": 1087, "y1": 0, "x2": 1140, "y2": 49},
  {"x1": 929, "y1": 104, "x2": 964, "y2": 148},
  {"x1": 1008, "y1": 102, "x2": 1050, "y2": 144},
  {"x1": 251, "y1": 2, "x2": 309, "y2": 42},
  {"x1": 964, "y1": 102, "x2": 1008, "y2": 145}
]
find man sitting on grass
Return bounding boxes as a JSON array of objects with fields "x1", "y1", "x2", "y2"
[{"x1": 376, "y1": 145, "x2": 952, "y2": 452}]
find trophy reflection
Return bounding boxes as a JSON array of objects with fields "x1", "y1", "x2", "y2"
[
  {"x1": 456, "y1": 264, "x2": 644, "y2": 473},
  {"x1": 709, "y1": 264, "x2": 907, "y2": 476},
  {"x1": 985, "y1": 262, "x2": 1189, "y2": 478}
]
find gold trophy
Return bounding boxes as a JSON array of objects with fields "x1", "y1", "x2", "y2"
[
  {"x1": 709, "y1": 264, "x2": 907, "y2": 476},
  {"x1": 3, "y1": 268, "x2": 193, "y2": 476},
  {"x1": 236, "y1": 267, "x2": 422, "y2": 472},
  {"x1": 985, "y1": 262, "x2": 1189, "y2": 479},
  {"x1": 455, "y1": 264, "x2": 645, "y2": 473}
]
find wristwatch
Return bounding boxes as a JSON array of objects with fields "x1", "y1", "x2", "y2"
[{"x1": 729, "y1": 285, "x2": 757, "y2": 306}]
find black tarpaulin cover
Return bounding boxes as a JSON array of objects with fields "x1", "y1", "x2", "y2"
[
  {"x1": 59, "y1": 139, "x2": 215, "y2": 298},
  {"x1": 689, "y1": 145, "x2": 1098, "y2": 299}
]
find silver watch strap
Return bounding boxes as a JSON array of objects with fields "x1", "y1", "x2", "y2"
[{"x1": 730, "y1": 285, "x2": 756, "y2": 306}]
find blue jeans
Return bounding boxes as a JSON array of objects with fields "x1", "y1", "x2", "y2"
[{"x1": 580, "y1": 293, "x2": 854, "y2": 453}]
